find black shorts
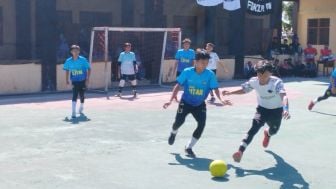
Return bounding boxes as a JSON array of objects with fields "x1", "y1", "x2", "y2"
[
  {"x1": 121, "y1": 74, "x2": 136, "y2": 81},
  {"x1": 255, "y1": 106, "x2": 283, "y2": 128},
  {"x1": 72, "y1": 80, "x2": 86, "y2": 91}
]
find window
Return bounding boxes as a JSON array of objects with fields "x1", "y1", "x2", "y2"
[{"x1": 307, "y1": 18, "x2": 330, "y2": 45}]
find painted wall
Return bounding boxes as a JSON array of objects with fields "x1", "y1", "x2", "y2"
[
  {"x1": 0, "y1": 63, "x2": 41, "y2": 94},
  {"x1": 297, "y1": 0, "x2": 336, "y2": 53},
  {"x1": 56, "y1": 62, "x2": 112, "y2": 91}
]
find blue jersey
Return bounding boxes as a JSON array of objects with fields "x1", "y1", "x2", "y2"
[
  {"x1": 329, "y1": 69, "x2": 336, "y2": 89},
  {"x1": 175, "y1": 49, "x2": 195, "y2": 72},
  {"x1": 177, "y1": 67, "x2": 219, "y2": 106},
  {"x1": 63, "y1": 56, "x2": 91, "y2": 82},
  {"x1": 118, "y1": 51, "x2": 136, "y2": 75}
]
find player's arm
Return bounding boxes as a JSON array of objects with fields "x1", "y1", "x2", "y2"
[
  {"x1": 65, "y1": 70, "x2": 70, "y2": 85},
  {"x1": 280, "y1": 93, "x2": 290, "y2": 120},
  {"x1": 223, "y1": 80, "x2": 253, "y2": 96},
  {"x1": 163, "y1": 84, "x2": 180, "y2": 109},
  {"x1": 133, "y1": 61, "x2": 138, "y2": 73},
  {"x1": 86, "y1": 68, "x2": 91, "y2": 86},
  {"x1": 213, "y1": 88, "x2": 232, "y2": 106}
]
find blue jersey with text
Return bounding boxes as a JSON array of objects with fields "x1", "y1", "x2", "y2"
[
  {"x1": 175, "y1": 49, "x2": 195, "y2": 72},
  {"x1": 177, "y1": 67, "x2": 218, "y2": 106},
  {"x1": 63, "y1": 56, "x2": 91, "y2": 82}
]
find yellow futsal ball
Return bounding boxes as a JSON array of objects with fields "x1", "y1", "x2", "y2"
[{"x1": 209, "y1": 160, "x2": 227, "y2": 177}]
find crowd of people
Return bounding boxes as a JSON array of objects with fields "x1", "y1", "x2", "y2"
[{"x1": 244, "y1": 35, "x2": 335, "y2": 79}]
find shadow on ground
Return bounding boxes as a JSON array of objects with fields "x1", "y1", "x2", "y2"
[
  {"x1": 63, "y1": 113, "x2": 91, "y2": 124},
  {"x1": 231, "y1": 150, "x2": 309, "y2": 189}
]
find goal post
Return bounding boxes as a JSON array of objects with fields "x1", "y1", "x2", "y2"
[{"x1": 89, "y1": 27, "x2": 182, "y2": 91}]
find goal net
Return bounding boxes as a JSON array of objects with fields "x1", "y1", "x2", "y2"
[{"x1": 89, "y1": 27, "x2": 182, "y2": 92}]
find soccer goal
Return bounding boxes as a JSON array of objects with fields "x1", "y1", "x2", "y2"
[{"x1": 89, "y1": 27, "x2": 182, "y2": 92}]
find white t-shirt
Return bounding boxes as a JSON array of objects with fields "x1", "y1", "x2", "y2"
[
  {"x1": 242, "y1": 76, "x2": 286, "y2": 109},
  {"x1": 207, "y1": 52, "x2": 219, "y2": 70}
]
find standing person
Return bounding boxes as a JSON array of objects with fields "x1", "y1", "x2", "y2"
[
  {"x1": 205, "y1": 43, "x2": 220, "y2": 102},
  {"x1": 222, "y1": 61, "x2": 290, "y2": 163},
  {"x1": 304, "y1": 44, "x2": 318, "y2": 77},
  {"x1": 63, "y1": 45, "x2": 91, "y2": 118},
  {"x1": 164, "y1": 50, "x2": 231, "y2": 158},
  {"x1": 117, "y1": 43, "x2": 138, "y2": 98},
  {"x1": 174, "y1": 38, "x2": 195, "y2": 77},
  {"x1": 308, "y1": 68, "x2": 336, "y2": 110}
]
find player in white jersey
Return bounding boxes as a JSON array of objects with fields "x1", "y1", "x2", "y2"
[{"x1": 222, "y1": 61, "x2": 290, "y2": 163}]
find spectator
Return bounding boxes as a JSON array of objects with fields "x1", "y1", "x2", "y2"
[
  {"x1": 303, "y1": 44, "x2": 318, "y2": 77},
  {"x1": 320, "y1": 45, "x2": 334, "y2": 62},
  {"x1": 244, "y1": 61, "x2": 255, "y2": 79},
  {"x1": 267, "y1": 37, "x2": 280, "y2": 59},
  {"x1": 279, "y1": 39, "x2": 291, "y2": 54},
  {"x1": 289, "y1": 38, "x2": 303, "y2": 64}
]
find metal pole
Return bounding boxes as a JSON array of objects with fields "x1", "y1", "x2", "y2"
[{"x1": 159, "y1": 31, "x2": 168, "y2": 86}]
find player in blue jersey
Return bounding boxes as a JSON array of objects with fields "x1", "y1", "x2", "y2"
[
  {"x1": 308, "y1": 68, "x2": 336, "y2": 110},
  {"x1": 163, "y1": 49, "x2": 231, "y2": 158},
  {"x1": 117, "y1": 43, "x2": 138, "y2": 98},
  {"x1": 174, "y1": 38, "x2": 196, "y2": 77},
  {"x1": 63, "y1": 45, "x2": 91, "y2": 118}
]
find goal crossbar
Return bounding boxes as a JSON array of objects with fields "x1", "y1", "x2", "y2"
[{"x1": 92, "y1": 27, "x2": 181, "y2": 33}]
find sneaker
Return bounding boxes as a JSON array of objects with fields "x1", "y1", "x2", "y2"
[
  {"x1": 185, "y1": 148, "x2": 196, "y2": 158},
  {"x1": 308, "y1": 101, "x2": 315, "y2": 111},
  {"x1": 208, "y1": 96, "x2": 215, "y2": 103},
  {"x1": 168, "y1": 133, "x2": 176, "y2": 145},
  {"x1": 232, "y1": 151, "x2": 243, "y2": 163},
  {"x1": 263, "y1": 130, "x2": 270, "y2": 148},
  {"x1": 116, "y1": 92, "x2": 122, "y2": 97}
]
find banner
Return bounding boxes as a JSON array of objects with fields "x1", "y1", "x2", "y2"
[
  {"x1": 223, "y1": 0, "x2": 241, "y2": 11},
  {"x1": 247, "y1": 0, "x2": 273, "y2": 15},
  {"x1": 196, "y1": 0, "x2": 223, "y2": 6}
]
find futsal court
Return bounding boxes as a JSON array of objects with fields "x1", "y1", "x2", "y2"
[{"x1": 0, "y1": 77, "x2": 334, "y2": 189}]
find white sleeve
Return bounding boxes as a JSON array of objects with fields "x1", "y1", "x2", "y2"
[
  {"x1": 275, "y1": 80, "x2": 286, "y2": 94},
  {"x1": 241, "y1": 79, "x2": 255, "y2": 93}
]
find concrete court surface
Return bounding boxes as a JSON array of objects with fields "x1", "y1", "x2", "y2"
[{"x1": 0, "y1": 77, "x2": 335, "y2": 189}]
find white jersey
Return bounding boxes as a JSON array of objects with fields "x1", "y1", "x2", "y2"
[
  {"x1": 242, "y1": 76, "x2": 285, "y2": 109},
  {"x1": 207, "y1": 52, "x2": 219, "y2": 70},
  {"x1": 223, "y1": 0, "x2": 241, "y2": 11},
  {"x1": 118, "y1": 51, "x2": 136, "y2": 75}
]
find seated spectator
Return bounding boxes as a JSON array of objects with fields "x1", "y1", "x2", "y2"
[
  {"x1": 267, "y1": 37, "x2": 281, "y2": 59},
  {"x1": 293, "y1": 60, "x2": 306, "y2": 77},
  {"x1": 304, "y1": 43, "x2": 317, "y2": 63},
  {"x1": 244, "y1": 61, "x2": 255, "y2": 79},
  {"x1": 289, "y1": 38, "x2": 303, "y2": 63},
  {"x1": 279, "y1": 58, "x2": 294, "y2": 77},
  {"x1": 320, "y1": 45, "x2": 334, "y2": 62},
  {"x1": 280, "y1": 39, "x2": 291, "y2": 54}
]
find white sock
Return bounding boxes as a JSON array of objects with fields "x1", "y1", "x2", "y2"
[
  {"x1": 171, "y1": 129, "x2": 178, "y2": 135},
  {"x1": 72, "y1": 101, "x2": 77, "y2": 114},
  {"x1": 186, "y1": 137, "x2": 198, "y2": 149},
  {"x1": 79, "y1": 103, "x2": 84, "y2": 111},
  {"x1": 313, "y1": 98, "x2": 318, "y2": 104}
]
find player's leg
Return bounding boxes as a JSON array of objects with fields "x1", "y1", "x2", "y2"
[
  {"x1": 130, "y1": 74, "x2": 137, "y2": 98},
  {"x1": 185, "y1": 103, "x2": 207, "y2": 157},
  {"x1": 263, "y1": 108, "x2": 283, "y2": 148},
  {"x1": 168, "y1": 101, "x2": 191, "y2": 145},
  {"x1": 233, "y1": 107, "x2": 266, "y2": 162},
  {"x1": 208, "y1": 70, "x2": 216, "y2": 102},
  {"x1": 118, "y1": 75, "x2": 126, "y2": 97},
  {"x1": 308, "y1": 88, "x2": 333, "y2": 110},
  {"x1": 71, "y1": 82, "x2": 80, "y2": 118},
  {"x1": 78, "y1": 80, "x2": 86, "y2": 114}
]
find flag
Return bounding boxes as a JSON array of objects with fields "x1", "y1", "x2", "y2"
[
  {"x1": 223, "y1": 0, "x2": 241, "y2": 11},
  {"x1": 196, "y1": 0, "x2": 223, "y2": 6}
]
